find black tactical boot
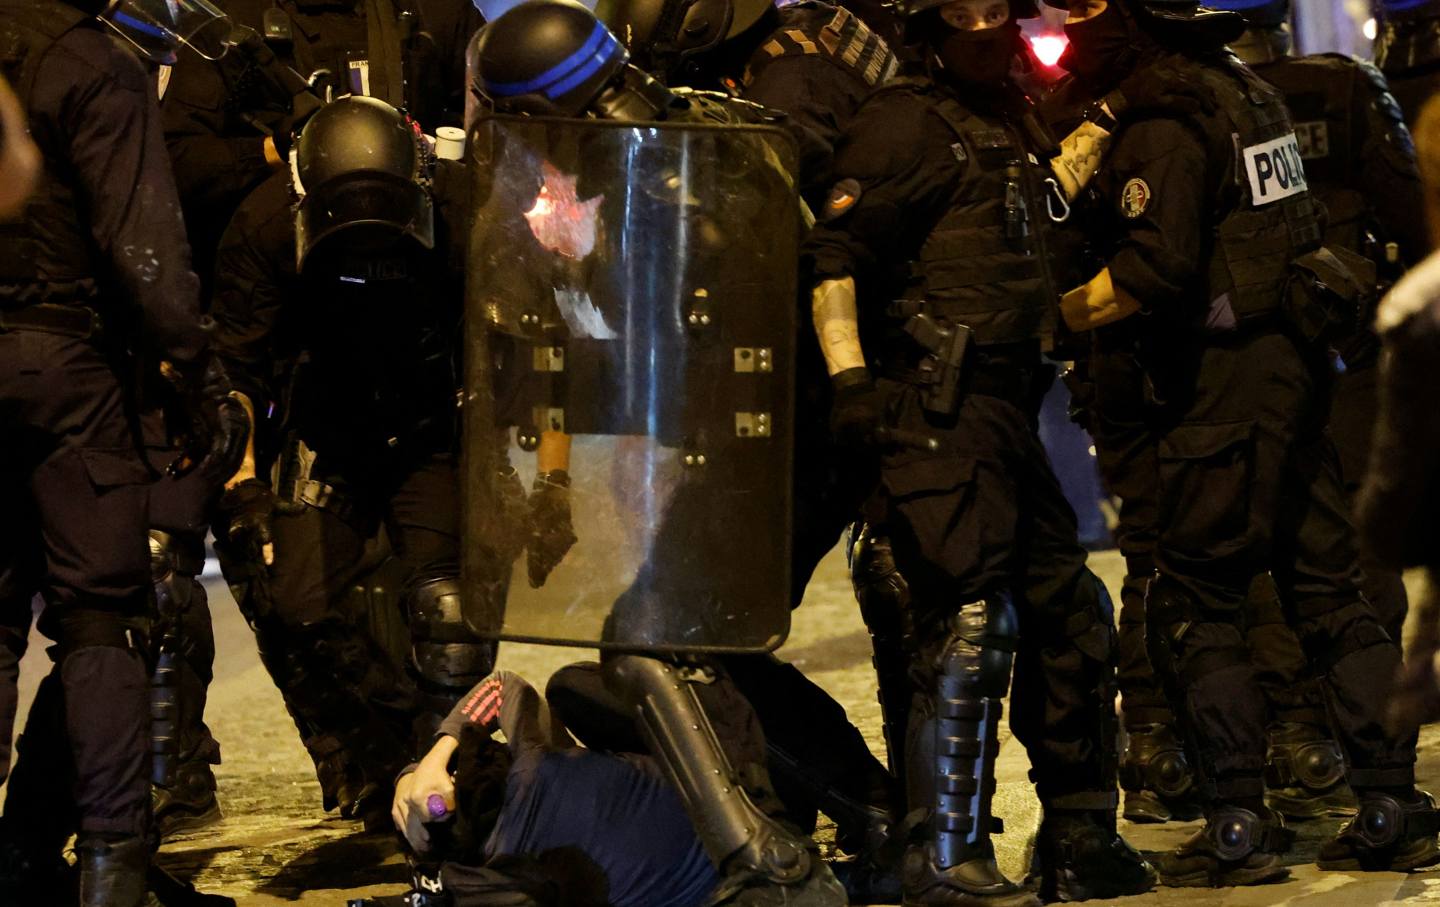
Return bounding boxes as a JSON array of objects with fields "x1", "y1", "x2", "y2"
[
  {"x1": 1027, "y1": 811, "x2": 1156, "y2": 902},
  {"x1": 1263, "y1": 722, "x2": 1356, "y2": 821},
  {"x1": 1155, "y1": 806, "x2": 1293, "y2": 888},
  {"x1": 829, "y1": 804, "x2": 904, "y2": 904},
  {"x1": 77, "y1": 833, "x2": 152, "y2": 907},
  {"x1": 1316, "y1": 791, "x2": 1440, "y2": 871},
  {"x1": 902, "y1": 843, "x2": 1040, "y2": 907},
  {"x1": 0, "y1": 825, "x2": 76, "y2": 905},
  {"x1": 1119, "y1": 724, "x2": 1202, "y2": 824},
  {"x1": 153, "y1": 760, "x2": 223, "y2": 839}
]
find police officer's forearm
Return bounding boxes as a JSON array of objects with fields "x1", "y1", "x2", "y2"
[
  {"x1": 1060, "y1": 268, "x2": 1141, "y2": 332},
  {"x1": 1051, "y1": 114, "x2": 1115, "y2": 201},
  {"x1": 0, "y1": 74, "x2": 38, "y2": 220},
  {"x1": 224, "y1": 392, "x2": 258, "y2": 490},
  {"x1": 536, "y1": 431, "x2": 571, "y2": 474},
  {"x1": 811, "y1": 277, "x2": 867, "y2": 376}
]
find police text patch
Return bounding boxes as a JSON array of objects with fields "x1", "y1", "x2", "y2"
[
  {"x1": 1243, "y1": 133, "x2": 1308, "y2": 206},
  {"x1": 1120, "y1": 178, "x2": 1151, "y2": 219}
]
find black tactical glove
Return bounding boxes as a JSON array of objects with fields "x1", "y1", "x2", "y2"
[
  {"x1": 527, "y1": 470, "x2": 577, "y2": 588},
  {"x1": 164, "y1": 355, "x2": 250, "y2": 486},
  {"x1": 219, "y1": 479, "x2": 277, "y2": 564},
  {"x1": 1107, "y1": 69, "x2": 1217, "y2": 120},
  {"x1": 829, "y1": 367, "x2": 889, "y2": 449}
]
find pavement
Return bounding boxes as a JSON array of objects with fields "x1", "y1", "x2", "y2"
[{"x1": 8, "y1": 547, "x2": 1440, "y2": 906}]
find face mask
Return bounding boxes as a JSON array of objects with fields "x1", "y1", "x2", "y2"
[
  {"x1": 936, "y1": 21, "x2": 1019, "y2": 86},
  {"x1": 1061, "y1": 3, "x2": 1134, "y2": 80}
]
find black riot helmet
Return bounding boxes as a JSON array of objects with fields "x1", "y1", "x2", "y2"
[
  {"x1": 1042, "y1": 0, "x2": 1245, "y2": 45},
  {"x1": 292, "y1": 96, "x2": 435, "y2": 273},
  {"x1": 1376, "y1": 0, "x2": 1440, "y2": 21},
  {"x1": 1206, "y1": 0, "x2": 1290, "y2": 63},
  {"x1": 594, "y1": 0, "x2": 773, "y2": 80},
  {"x1": 470, "y1": 0, "x2": 633, "y2": 117}
]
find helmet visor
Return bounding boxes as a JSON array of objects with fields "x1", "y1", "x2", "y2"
[
  {"x1": 105, "y1": 0, "x2": 231, "y2": 63},
  {"x1": 296, "y1": 174, "x2": 436, "y2": 273}
]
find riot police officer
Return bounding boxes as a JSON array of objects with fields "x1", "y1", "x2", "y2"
[
  {"x1": 1375, "y1": 0, "x2": 1440, "y2": 122},
  {"x1": 590, "y1": 0, "x2": 911, "y2": 884},
  {"x1": 0, "y1": 0, "x2": 244, "y2": 902},
  {"x1": 1097, "y1": 0, "x2": 1429, "y2": 828},
  {"x1": 465, "y1": 5, "x2": 848, "y2": 905},
  {"x1": 1052, "y1": 0, "x2": 1439, "y2": 886},
  {"x1": 597, "y1": 0, "x2": 896, "y2": 211},
  {"x1": 802, "y1": 0, "x2": 1159, "y2": 902},
  {"x1": 210, "y1": 96, "x2": 496, "y2": 827}
]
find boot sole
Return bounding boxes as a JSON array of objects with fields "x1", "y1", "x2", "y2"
[
  {"x1": 1160, "y1": 863, "x2": 1290, "y2": 888},
  {"x1": 156, "y1": 801, "x2": 224, "y2": 841},
  {"x1": 1034, "y1": 867, "x2": 1159, "y2": 902}
]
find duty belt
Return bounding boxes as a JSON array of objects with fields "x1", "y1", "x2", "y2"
[
  {"x1": 876, "y1": 348, "x2": 1036, "y2": 402},
  {"x1": 0, "y1": 303, "x2": 103, "y2": 339}
]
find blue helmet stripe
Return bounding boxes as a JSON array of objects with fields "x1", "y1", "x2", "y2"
[
  {"x1": 1383, "y1": 0, "x2": 1432, "y2": 11},
  {"x1": 112, "y1": 10, "x2": 172, "y2": 38},
  {"x1": 484, "y1": 20, "x2": 621, "y2": 99}
]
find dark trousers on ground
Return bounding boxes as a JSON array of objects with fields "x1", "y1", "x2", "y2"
[{"x1": 0, "y1": 331, "x2": 151, "y2": 841}]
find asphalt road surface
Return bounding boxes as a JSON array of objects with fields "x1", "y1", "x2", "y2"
[{"x1": 9, "y1": 548, "x2": 1440, "y2": 906}]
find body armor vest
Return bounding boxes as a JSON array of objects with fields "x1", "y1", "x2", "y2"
[
  {"x1": 245, "y1": 0, "x2": 443, "y2": 126},
  {"x1": 899, "y1": 85, "x2": 1059, "y2": 346},
  {"x1": 1160, "y1": 52, "x2": 1322, "y2": 323},
  {"x1": 1253, "y1": 54, "x2": 1385, "y2": 256},
  {"x1": 0, "y1": 1, "x2": 103, "y2": 306},
  {"x1": 740, "y1": 1, "x2": 898, "y2": 93}
]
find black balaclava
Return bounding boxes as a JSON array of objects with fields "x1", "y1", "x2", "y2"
[
  {"x1": 1060, "y1": 1, "x2": 1139, "y2": 80},
  {"x1": 935, "y1": 19, "x2": 1023, "y2": 85}
]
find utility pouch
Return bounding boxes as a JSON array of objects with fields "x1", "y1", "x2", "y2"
[
  {"x1": 1284, "y1": 245, "x2": 1376, "y2": 345},
  {"x1": 903, "y1": 312, "x2": 972, "y2": 418}
]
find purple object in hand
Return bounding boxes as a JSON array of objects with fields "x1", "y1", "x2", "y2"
[{"x1": 427, "y1": 794, "x2": 449, "y2": 819}]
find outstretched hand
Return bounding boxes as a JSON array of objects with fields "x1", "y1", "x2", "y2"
[{"x1": 393, "y1": 737, "x2": 458, "y2": 853}]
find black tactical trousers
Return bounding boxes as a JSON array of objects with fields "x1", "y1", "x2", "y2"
[
  {"x1": 1146, "y1": 328, "x2": 1412, "y2": 802},
  {"x1": 1329, "y1": 360, "x2": 1408, "y2": 641},
  {"x1": 876, "y1": 375, "x2": 1116, "y2": 806},
  {"x1": 1090, "y1": 339, "x2": 1330, "y2": 733},
  {"x1": 0, "y1": 331, "x2": 151, "y2": 838}
]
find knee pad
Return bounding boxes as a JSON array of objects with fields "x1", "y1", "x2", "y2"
[
  {"x1": 850, "y1": 525, "x2": 911, "y2": 638},
  {"x1": 1301, "y1": 599, "x2": 1395, "y2": 674},
  {"x1": 1266, "y1": 738, "x2": 1344, "y2": 793},
  {"x1": 1121, "y1": 724, "x2": 1195, "y2": 799},
  {"x1": 1062, "y1": 570, "x2": 1117, "y2": 665},
  {"x1": 148, "y1": 531, "x2": 204, "y2": 621},
  {"x1": 1143, "y1": 576, "x2": 1199, "y2": 683},
  {"x1": 1206, "y1": 807, "x2": 1294, "y2": 861},
  {"x1": 938, "y1": 595, "x2": 1018, "y2": 699},
  {"x1": 407, "y1": 576, "x2": 496, "y2": 695}
]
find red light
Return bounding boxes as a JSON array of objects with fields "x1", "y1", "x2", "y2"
[
  {"x1": 1029, "y1": 34, "x2": 1067, "y2": 68},
  {"x1": 523, "y1": 162, "x2": 602, "y2": 259}
]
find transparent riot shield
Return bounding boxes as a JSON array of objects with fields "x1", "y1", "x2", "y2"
[{"x1": 461, "y1": 114, "x2": 800, "y2": 654}]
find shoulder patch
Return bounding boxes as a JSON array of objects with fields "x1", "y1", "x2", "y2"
[
  {"x1": 821, "y1": 178, "x2": 862, "y2": 221},
  {"x1": 749, "y1": 5, "x2": 897, "y2": 88},
  {"x1": 1120, "y1": 178, "x2": 1152, "y2": 219}
]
